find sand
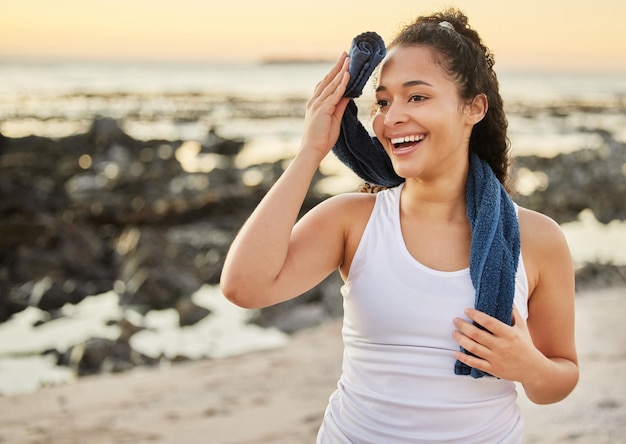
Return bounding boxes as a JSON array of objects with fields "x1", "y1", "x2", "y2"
[{"x1": 0, "y1": 286, "x2": 624, "y2": 444}]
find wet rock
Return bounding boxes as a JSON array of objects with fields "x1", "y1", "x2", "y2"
[
  {"x1": 202, "y1": 128, "x2": 245, "y2": 156},
  {"x1": 513, "y1": 129, "x2": 626, "y2": 224},
  {"x1": 175, "y1": 296, "x2": 211, "y2": 327},
  {"x1": 0, "y1": 118, "x2": 261, "y2": 323},
  {"x1": 67, "y1": 336, "x2": 155, "y2": 376},
  {"x1": 88, "y1": 116, "x2": 136, "y2": 151},
  {"x1": 251, "y1": 272, "x2": 343, "y2": 334},
  {"x1": 71, "y1": 337, "x2": 115, "y2": 376},
  {"x1": 114, "y1": 226, "x2": 204, "y2": 310},
  {"x1": 575, "y1": 263, "x2": 626, "y2": 292}
]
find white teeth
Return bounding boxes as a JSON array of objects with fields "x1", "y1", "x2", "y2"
[{"x1": 390, "y1": 135, "x2": 424, "y2": 145}]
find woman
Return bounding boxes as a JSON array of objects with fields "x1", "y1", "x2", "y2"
[{"x1": 221, "y1": 8, "x2": 578, "y2": 443}]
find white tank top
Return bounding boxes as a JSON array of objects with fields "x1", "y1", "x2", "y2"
[{"x1": 318, "y1": 184, "x2": 528, "y2": 443}]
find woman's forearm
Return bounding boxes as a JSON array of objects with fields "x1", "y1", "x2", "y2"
[{"x1": 521, "y1": 356, "x2": 579, "y2": 405}]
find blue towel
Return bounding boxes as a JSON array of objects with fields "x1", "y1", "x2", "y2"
[
  {"x1": 332, "y1": 32, "x2": 404, "y2": 188},
  {"x1": 343, "y1": 32, "x2": 387, "y2": 98},
  {"x1": 333, "y1": 33, "x2": 521, "y2": 378},
  {"x1": 455, "y1": 152, "x2": 520, "y2": 378}
]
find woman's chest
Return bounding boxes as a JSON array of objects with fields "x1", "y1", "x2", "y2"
[
  {"x1": 400, "y1": 216, "x2": 471, "y2": 272},
  {"x1": 342, "y1": 258, "x2": 475, "y2": 348}
]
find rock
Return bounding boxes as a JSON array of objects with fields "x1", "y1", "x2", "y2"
[
  {"x1": 0, "y1": 118, "x2": 259, "y2": 323},
  {"x1": 201, "y1": 128, "x2": 245, "y2": 156},
  {"x1": 251, "y1": 272, "x2": 343, "y2": 334},
  {"x1": 117, "y1": 318, "x2": 145, "y2": 342},
  {"x1": 513, "y1": 129, "x2": 626, "y2": 224},
  {"x1": 114, "y1": 226, "x2": 204, "y2": 310},
  {"x1": 175, "y1": 296, "x2": 211, "y2": 327},
  {"x1": 575, "y1": 263, "x2": 626, "y2": 292},
  {"x1": 87, "y1": 116, "x2": 136, "y2": 151},
  {"x1": 71, "y1": 337, "x2": 115, "y2": 376},
  {"x1": 67, "y1": 336, "x2": 155, "y2": 376}
]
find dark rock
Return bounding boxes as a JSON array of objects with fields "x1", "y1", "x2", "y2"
[
  {"x1": 36, "y1": 280, "x2": 85, "y2": 312},
  {"x1": 175, "y1": 296, "x2": 211, "y2": 327},
  {"x1": 251, "y1": 271, "x2": 343, "y2": 334},
  {"x1": 68, "y1": 336, "x2": 152, "y2": 376},
  {"x1": 72, "y1": 337, "x2": 115, "y2": 376},
  {"x1": 513, "y1": 129, "x2": 626, "y2": 224},
  {"x1": 87, "y1": 116, "x2": 136, "y2": 151},
  {"x1": 117, "y1": 318, "x2": 145, "y2": 342},
  {"x1": 0, "y1": 118, "x2": 262, "y2": 323},
  {"x1": 59, "y1": 319, "x2": 158, "y2": 375},
  {"x1": 201, "y1": 128, "x2": 245, "y2": 156},
  {"x1": 575, "y1": 263, "x2": 626, "y2": 292},
  {"x1": 114, "y1": 226, "x2": 204, "y2": 309}
]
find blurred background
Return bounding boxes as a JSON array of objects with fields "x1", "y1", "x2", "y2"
[{"x1": 0, "y1": 0, "x2": 625, "y2": 398}]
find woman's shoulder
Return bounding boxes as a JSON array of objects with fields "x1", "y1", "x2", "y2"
[
  {"x1": 312, "y1": 192, "x2": 377, "y2": 234},
  {"x1": 322, "y1": 189, "x2": 379, "y2": 213},
  {"x1": 302, "y1": 190, "x2": 378, "y2": 231},
  {"x1": 517, "y1": 205, "x2": 573, "y2": 293},
  {"x1": 517, "y1": 206, "x2": 566, "y2": 245}
]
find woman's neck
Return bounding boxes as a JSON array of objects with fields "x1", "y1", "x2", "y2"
[{"x1": 400, "y1": 157, "x2": 469, "y2": 224}]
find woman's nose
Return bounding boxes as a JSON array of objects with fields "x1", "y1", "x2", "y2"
[{"x1": 384, "y1": 101, "x2": 408, "y2": 126}]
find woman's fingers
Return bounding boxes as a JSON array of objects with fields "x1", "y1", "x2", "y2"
[
  {"x1": 452, "y1": 320, "x2": 491, "y2": 351},
  {"x1": 313, "y1": 52, "x2": 349, "y2": 96},
  {"x1": 300, "y1": 52, "x2": 351, "y2": 156},
  {"x1": 453, "y1": 306, "x2": 542, "y2": 381}
]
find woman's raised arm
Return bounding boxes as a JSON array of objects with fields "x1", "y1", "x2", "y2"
[{"x1": 220, "y1": 54, "x2": 352, "y2": 308}]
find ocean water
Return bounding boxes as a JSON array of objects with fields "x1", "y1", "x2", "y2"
[
  {"x1": 1, "y1": 59, "x2": 625, "y2": 144},
  {"x1": 0, "y1": 60, "x2": 625, "y2": 395}
]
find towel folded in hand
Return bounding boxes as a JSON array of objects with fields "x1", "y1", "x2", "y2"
[
  {"x1": 344, "y1": 32, "x2": 387, "y2": 98},
  {"x1": 333, "y1": 32, "x2": 521, "y2": 379},
  {"x1": 332, "y1": 31, "x2": 403, "y2": 188}
]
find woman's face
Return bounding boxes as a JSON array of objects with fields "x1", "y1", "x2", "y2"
[{"x1": 372, "y1": 45, "x2": 478, "y2": 183}]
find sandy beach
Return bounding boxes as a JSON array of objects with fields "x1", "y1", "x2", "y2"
[{"x1": 0, "y1": 286, "x2": 624, "y2": 444}]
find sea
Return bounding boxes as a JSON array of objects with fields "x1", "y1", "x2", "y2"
[{"x1": 0, "y1": 59, "x2": 625, "y2": 395}]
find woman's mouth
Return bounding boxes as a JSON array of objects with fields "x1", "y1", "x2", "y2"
[{"x1": 390, "y1": 134, "x2": 425, "y2": 153}]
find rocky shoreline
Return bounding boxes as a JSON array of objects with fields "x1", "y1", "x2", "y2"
[{"x1": 0, "y1": 117, "x2": 625, "y2": 380}]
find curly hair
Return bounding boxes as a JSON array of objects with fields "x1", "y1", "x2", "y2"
[{"x1": 386, "y1": 8, "x2": 512, "y2": 190}]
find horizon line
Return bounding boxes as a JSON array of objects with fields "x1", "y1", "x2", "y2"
[{"x1": 1, "y1": 53, "x2": 625, "y2": 76}]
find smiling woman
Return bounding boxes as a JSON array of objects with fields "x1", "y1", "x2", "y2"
[{"x1": 220, "y1": 7, "x2": 579, "y2": 443}]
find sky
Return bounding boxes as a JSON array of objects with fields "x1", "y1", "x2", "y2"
[{"x1": 1, "y1": 0, "x2": 625, "y2": 72}]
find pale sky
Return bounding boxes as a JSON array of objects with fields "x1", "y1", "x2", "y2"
[{"x1": 1, "y1": 0, "x2": 625, "y2": 72}]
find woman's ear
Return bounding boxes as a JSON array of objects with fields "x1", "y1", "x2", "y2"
[{"x1": 466, "y1": 93, "x2": 488, "y2": 124}]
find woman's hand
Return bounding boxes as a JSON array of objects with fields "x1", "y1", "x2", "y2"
[
  {"x1": 300, "y1": 53, "x2": 351, "y2": 158},
  {"x1": 452, "y1": 306, "x2": 545, "y2": 382}
]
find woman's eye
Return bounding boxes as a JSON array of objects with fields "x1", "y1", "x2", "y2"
[
  {"x1": 409, "y1": 95, "x2": 426, "y2": 102},
  {"x1": 376, "y1": 99, "x2": 390, "y2": 108}
]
